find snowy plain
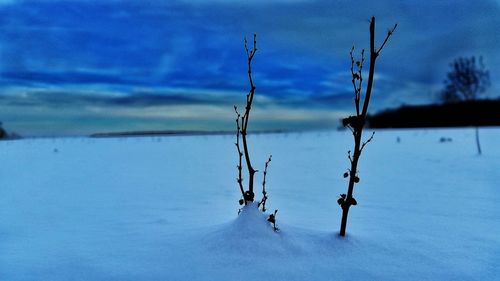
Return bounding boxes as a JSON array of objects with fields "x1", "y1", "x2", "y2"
[{"x1": 0, "y1": 128, "x2": 499, "y2": 280}]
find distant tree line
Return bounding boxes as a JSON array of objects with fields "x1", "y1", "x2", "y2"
[
  {"x1": 368, "y1": 55, "x2": 495, "y2": 132},
  {"x1": 366, "y1": 99, "x2": 500, "y2": 128}
]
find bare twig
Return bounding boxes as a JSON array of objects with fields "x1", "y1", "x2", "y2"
[
  {"x1": 244, "y1": 37, "x2": 249, "y2": 57},
  {"x1": 339, "y1": 17, "x2": 397, "y2": 237},
  {"x1": 243, "y1": 33, "x2": 257, "y2": 130},
  {"x1": 350, "y1": 47, "x2": 365, "y2": 116},
  {"x1": 234, "y1": 34, "x2": 259, "y2": 205},
  {"x1": 376, "y1": 24, "x2": 398, "y2": 56},
  {"x1": 234, "y1": 34, "x2": 277, "y2": 218},
  {"x1": 361, "y1": 18, "x2": 396, "y2": 117},
  {"x1": 258, "y1": 155, "x2": 272, "y2": 212},
  {"x1": 360, "y1": 131, "x2": 375, "y2": 153},
  {"x1": 240, "y1": 34, "x2": 258, "y2": 201},
  {"x1": 234, "y1": 106, "x2": 245, "y2": 201},
  {"x1": 350, "y1": 47, "x2": 360, "y2": 116}
]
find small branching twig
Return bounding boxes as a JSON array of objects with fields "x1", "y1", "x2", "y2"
[
  {"x1": 242, "y1": 34, "x2": 257, "y2": 131},
  {"x1": 267, "y1": 209, "x2": 279, "y2": 232},
  {"x1": 360, "y1": 131, "x2": 375, "y2": 153},
  {"x1": 238, "y1": 34, "x2": 258, "y2": 203},
  {"x1": 234, "y1": 106, "x2": 246, "y2": 204},
  {"x1": 233, "y1": 34, "x2": 258, "y2": 205},
  {"x1": 376, "y1": 24, "x2": 398, "y2": 57},
  {"x1": 233, "y1": 35, "x2": 278, "y2": 230},
  {"x1": 350, "y1": 47, "x2": 365, "y2": 116},
  {"x1": 258, "y1": 155, "x2": 272, "y2": 212},
  {"x1": 360, "y1": 21, "x2": 397, "y2": 117},
  {"x1": 347, "y1": 150, "x2": 353, "y2": 164},
  {"x1": 234, "y1": 33, "x2": 271, "y2": 208}
]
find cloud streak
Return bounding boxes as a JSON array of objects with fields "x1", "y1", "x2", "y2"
[{"x1": 0, "y1": 88, "x2": 350, "y2": 136}]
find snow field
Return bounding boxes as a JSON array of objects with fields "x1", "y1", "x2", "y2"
[{"x1": 0, "y1": 128, "x2": 499, "y2": 280}]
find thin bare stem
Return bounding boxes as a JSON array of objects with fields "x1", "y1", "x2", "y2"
[
  {"x1": 339, "y1": 17, "x2": 397, "y2": 237},
  {"x1": 258, "y1": 155, "x2": 272, "y2": 212},
  {"x1": 349, "y1": 47, "x2": 360, "y2": 116},
  {"x1": 360, "y1": 131, "x2": 375, "y2": 153},
  {"x1": 240, "y1": 33, "x2": 258, "y2": 202},
  {"x1": 347, "y1": 150, "x2": 353, "y2": 164},
  {"x1": 357, "y1": 49, "x2": 365, "y2": 111},
  {"x1": 234, "y1": 106, "x2": 245, "y2": 200},
  {"x1": 243, "y1": 33, "x2": 257, "y2": 131},
  {"x1": 350, "y1": 47, "x2": 366, "y2": 116},
  {"x1": 376, "y1": 24, "x2": 398, "y2": 56},
  {"x1": 361, "y1": 17, "x2": 396, "y2": 118}
]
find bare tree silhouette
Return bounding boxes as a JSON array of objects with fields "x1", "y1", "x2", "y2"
[
  {"x1": 441, "y1": 56, "x2": 490, "y2": 102},
  {"x1": 440, "y1": 56, "x2": 490, "y2": 155},
  {"x1": 338, "y1": 17, "x2": 397, "y2": 237}
]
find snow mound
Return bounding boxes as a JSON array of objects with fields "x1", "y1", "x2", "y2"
[
  {"x1": 192, "y1": 203, "x2": 364, "y2": 280},
  {"x1": 202, "y1": 203, "x2": 309, "y2": 256},
  {"x1": 229, "y1": 203, "x2": 276, "y2": 235}
]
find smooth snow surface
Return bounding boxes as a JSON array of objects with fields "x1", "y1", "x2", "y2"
[{"x1": 1, "y1": 128, "x2": 499, "y2": 280}]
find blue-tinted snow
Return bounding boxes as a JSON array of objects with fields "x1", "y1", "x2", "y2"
[{"x1": 0, "y1": 128, "x2": 499, "y2": 280}]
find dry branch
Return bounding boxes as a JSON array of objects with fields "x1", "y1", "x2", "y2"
[
  {"x1": 360, "y1": 131, "x2": 375, "y2": 153},
  {"x1": 258, "y1": 155, "x2": 272, "y2": 212},
  {"x1": 234, "y1": 106, "x2": 245, "y2": 200},
  {"x1": 339, "y1": 17, "x2": 396, "y2": 237},
  {"x1": 233, "y1": 34, "x2": 277, "y2": 228},
  {"x1": 239, "y1": 34, "x2": 258, "y2": 203}
]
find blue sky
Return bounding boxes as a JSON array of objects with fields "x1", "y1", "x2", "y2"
[{"x1": 0, "y1": 0, "x2": 499, "y2": 136}]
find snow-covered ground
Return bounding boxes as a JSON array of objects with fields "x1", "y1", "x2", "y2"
[{"x1": 1, "y1": 128, "x2": 499, "y2": 280}]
